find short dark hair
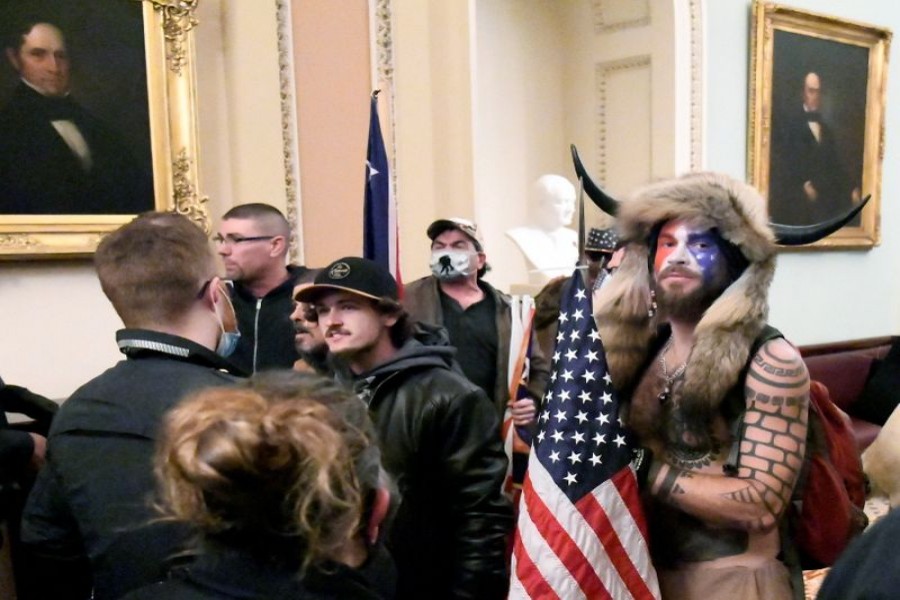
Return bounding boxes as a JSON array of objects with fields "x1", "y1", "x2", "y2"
[
  {"x1": 4, "y1": 15, "x2": 61, "y2": 53},
  {"x1": 222, "y1": 203, "x2": 290, "y2": 235}
]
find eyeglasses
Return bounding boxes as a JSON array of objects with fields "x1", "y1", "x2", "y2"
[{"x1": 212, "y1": 234, "x2": 276, "y2": 246}]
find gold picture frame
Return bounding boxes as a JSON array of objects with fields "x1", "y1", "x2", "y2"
[
  {"x1": 0, "y1": 0, "x2": 207, "y2": 259},
  {"x1": 748, "y1": 2, "x2": 891, "y2": 249}
]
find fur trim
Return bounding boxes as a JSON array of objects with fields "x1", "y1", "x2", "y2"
[{"x1": 595, "y1": 172, "x2": 776, "y2": 418}]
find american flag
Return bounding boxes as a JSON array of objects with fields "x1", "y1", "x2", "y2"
[
  {"x1": 509, "y1": 270, "x2": 660, "y2": 600},
  {"x1": 363, "y1": 90, "x2": 403, "y2": 289}
]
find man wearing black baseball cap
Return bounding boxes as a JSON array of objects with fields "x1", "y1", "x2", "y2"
[{"x1": 296, "y1": 257, "x2": 512, "y2": 600}]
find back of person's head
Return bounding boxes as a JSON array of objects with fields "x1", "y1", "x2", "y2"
[
  {"x1": 221, "y1": 203, "x2": 290, "y2": 238},
  {"x1": 94, "y1": 212, "x2": 216, "y2": 328},
  {"x1": 155, "y1": 378, "x2": 371, "y2": 570},
  {"x1": 244, "y1": 370, "x2": 383, "y2": 499}
]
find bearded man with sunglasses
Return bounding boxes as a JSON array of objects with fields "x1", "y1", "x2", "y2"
[{"x1": 215, "y1": 203, "x2": 314, "y2": 373}]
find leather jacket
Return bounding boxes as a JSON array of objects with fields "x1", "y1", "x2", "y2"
[{"x1": 348, "y1": 337, "x2": 513, "y2": 600}]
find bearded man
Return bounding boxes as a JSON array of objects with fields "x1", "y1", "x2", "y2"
[{"x1": 593, "y1": 173, "x2": 810, "y2": 600}]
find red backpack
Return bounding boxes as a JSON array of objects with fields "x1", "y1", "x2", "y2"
[
  {"x1": 791, "y1": 380, "x2": 868, "y2": 568},
  {"x1": 729, "y1": 327, "x2": 868, "y2": 569}
]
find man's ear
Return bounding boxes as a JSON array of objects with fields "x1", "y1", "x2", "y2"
[
  {"x1": 366, "y1": 487, "x2": 391, "y2": 546},
  {"x1": 201, "y1": 276, "x2": 223, "y2": 308},
  {"x1": 270, "y1": 235, "x2": 288, "y2": 258}
]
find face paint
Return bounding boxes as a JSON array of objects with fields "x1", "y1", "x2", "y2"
[{"x1": 654, "y1": 220, "x2": 724, "y2": 284}]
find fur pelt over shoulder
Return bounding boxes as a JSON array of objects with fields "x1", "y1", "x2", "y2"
[{"x1": 594, "y1": 172, "x2": 777, "y2": 421}]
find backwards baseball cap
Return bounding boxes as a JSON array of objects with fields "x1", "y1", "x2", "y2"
[
  {"x1": 293, "y1": 257, "x2": 398, "y2": 303},
  {"x1": 426, "y1": 217, "x2": 485, "y2": 251}
]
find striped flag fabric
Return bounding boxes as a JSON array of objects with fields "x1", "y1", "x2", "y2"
[
  {"x1": 509, "y1": 270, "x2": 660, "y2": 600},
  {"x1": 363, "y1": 90, "x2": 402, "y2": 287}
]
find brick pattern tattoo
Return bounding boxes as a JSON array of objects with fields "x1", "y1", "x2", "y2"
[{"x1": 723, "y1": 343, "x2": 808, "y2": 529}]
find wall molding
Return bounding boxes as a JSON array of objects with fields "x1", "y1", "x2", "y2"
[
  {"x1": 591, "y1": 0, "x2": 650, "y2": 34},
  {"x1": 275, "y1": 0, "x2": 303, "y2": 263},
  {"x1": 689, "y1": 0, "x2": 704, "y2": 171},
  {"x1": 594, "y1": 55, "x2": 651, "y2": 185}
]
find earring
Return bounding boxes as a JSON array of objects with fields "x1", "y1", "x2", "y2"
[{"x1": 648, "y1": 289, "x2": 657, "y2": 318}]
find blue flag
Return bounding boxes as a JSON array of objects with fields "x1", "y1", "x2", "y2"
[{"x1": 363, "y1": 91, "x2": 394, "y2": 276}]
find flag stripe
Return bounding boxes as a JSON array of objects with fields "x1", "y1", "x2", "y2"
[
  {"x1": 524, "y1": 458, "x2": 619, "y2": 599},
  {"x1": 511, "y1": 268, "x2": 659, "y2": 599},
  {"x1": 578, "y1": 469, "x2": 658, "y2": 599},
  {"x1": 512, "y1": 470, "x2": 587, "y2": 600},
  {"x1": 511, "y1": 517, "x2": 562, "y2": 600},
  {"x1": 614, "y1": 467, "x2": 652, "y2": 544}
]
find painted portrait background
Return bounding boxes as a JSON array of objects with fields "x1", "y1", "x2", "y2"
[
  {"x1": 0, "y1": 0, "x2": 154, "y2": 215},
  {"x1": 768, "y1": 30, "x2": 868, "y2": 226}
]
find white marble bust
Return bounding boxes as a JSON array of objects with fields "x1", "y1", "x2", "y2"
[{"x1": 507, "y1": 174, "x2": 579, "y2": 285}]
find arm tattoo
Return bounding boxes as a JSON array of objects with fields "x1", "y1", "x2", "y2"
[
  {"x1": 726, "y1": 344, "x2": 808, "y2": 525},
  {"x1": 656, "y1": 466, "x2": 692, "y2": 506}
]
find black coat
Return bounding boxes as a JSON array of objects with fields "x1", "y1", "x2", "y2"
[
  {"x1": 120, "y1": 544, "x2": 395, "y2": 600},
  {"x1": 20, "y1": 330, "x2": 240, "y2": 600},
  {"x1": 349, "y1": 338, "x2": 513, "y2": 600},
  {"x1": 0, "y1": 83, "x2": 154, "y2": 215},
  {"x1": 769, "y1": 107, "x2": 857, "y2": 225}
]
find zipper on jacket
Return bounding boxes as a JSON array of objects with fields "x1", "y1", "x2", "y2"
[{"x1": 253, "y1": 298, "x2": 262, "y2": 372}]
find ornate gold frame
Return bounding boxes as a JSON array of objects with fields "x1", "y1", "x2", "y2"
[
  {"x1": 0, "y1": 0, "x2": 207, "y2": 259},
  {"x1": 748, "y1": 2, "x2": 891, "y2": 250}
]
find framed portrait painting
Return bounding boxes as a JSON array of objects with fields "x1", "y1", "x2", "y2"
[
  {"x1": 748, "y1": 2, "x2": 891, "y2": 249},
  {"x1": 0, "y1": 0, "x2": 207, "y2": 259}
]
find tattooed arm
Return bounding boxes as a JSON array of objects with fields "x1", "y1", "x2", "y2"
[{"x1": 648, "y1": 338, "x2": 809, "y2": 533}]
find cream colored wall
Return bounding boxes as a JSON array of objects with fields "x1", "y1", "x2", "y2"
[{"x1": 392, "y1": 0, "x2": 477, "y2": 282}]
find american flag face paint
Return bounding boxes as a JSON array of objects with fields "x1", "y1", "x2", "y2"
[{"x1": 654, "y1": 219, "x2": 724, "y2": 285}]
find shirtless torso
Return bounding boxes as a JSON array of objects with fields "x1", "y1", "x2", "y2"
[{"x1": 627, "y1": 335, "x2": 809, "y2": 599}]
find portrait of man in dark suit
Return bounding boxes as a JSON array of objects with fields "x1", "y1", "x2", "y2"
[
  {"x1": 0, "y1": 9, "x2": 154, "y2": 215},
  {"x1": 767, "y1": 30, "x2": 867, "y2": 227}
]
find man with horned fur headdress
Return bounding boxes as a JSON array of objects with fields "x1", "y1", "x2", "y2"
[{"x1": 594, "y1": 173, "x2": 810, "y2": 599}]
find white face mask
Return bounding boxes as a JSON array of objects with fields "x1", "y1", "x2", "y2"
[{"x1": 430, "y1": 250, "x2": 477, "y2": 281}]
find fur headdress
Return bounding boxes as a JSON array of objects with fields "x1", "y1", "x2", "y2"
[{"x1": 594, "y1": 172, "x2": 776, "y2": 420}]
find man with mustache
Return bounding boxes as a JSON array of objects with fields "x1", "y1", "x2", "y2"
[
  {"x1": 296, "y1": 257, "x2": 512, "y2": 600},
  {"x1": 593, "y1": 174, "x2": 810, "y2": 600}
]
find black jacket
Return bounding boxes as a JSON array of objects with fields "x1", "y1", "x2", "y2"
[
  {"x1": 229, "y1": 265, "x2": 313, "y2": 373},
  {"x1": 120, "y1": 544, "x2": 395, "y2": 600},
  {"x1": 20, "y1": 330, "x2": 241, "y2": 600},
  {"x1": 348, "y1": 338, "x2": 513, "y2": 600}
]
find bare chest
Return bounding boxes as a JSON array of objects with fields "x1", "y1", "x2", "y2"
[{"x1": 627, "y1": 366, "x2": 733, "y2": 472}]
